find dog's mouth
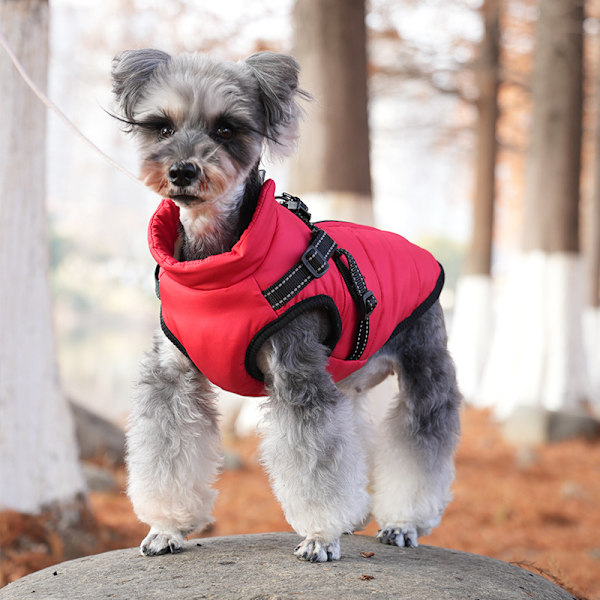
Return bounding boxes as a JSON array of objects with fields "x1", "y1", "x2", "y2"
[{"x1": 170, "y1": 194, "x2": 206, "y2": 206}]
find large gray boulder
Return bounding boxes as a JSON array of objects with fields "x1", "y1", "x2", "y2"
[{"x1": 0, "y1": 532, "x2": 575, "y2": 600}]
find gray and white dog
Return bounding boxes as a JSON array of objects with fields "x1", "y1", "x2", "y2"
[{"x1": 111, "y1": 49, "x2": 461, "y2": 562}]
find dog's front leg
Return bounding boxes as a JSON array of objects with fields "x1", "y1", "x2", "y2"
[
  {"x1": 258, "y1": 312, "x2": 370, "y2": 562},
  {"x1": 126, "y1": 332, "x2": 222, "y2": 556}
]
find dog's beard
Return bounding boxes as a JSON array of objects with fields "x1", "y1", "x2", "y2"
[{"x1": 140, "y1": 157, "x2": 238, "y2": 207}]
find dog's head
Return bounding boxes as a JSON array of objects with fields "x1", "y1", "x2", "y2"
[{"x1": 111, "y1": 50, "x2": 308, "y2": 207}]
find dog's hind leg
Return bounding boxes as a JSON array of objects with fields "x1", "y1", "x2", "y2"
[
  {"x1": 372, "y1": 301, "x2": 461, "y2": 548},
  {"x1": 258, "y1": 311, "x2": 371, "y2": 562},
  {"x1": 126, "y1": 332, "x2": 222, "y2": 556}
]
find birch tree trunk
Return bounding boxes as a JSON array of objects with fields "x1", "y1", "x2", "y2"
[
  {"x1": 450, "y1": 0, "x2": 500, "y2": 403},
  {"x1": 479, "y1": 0, "x2": 587, "y2": 417},
  {"x1": 583, "y1": 36, "x2": 600, "y2": 412},
  {"x1": 0, "y1": 0, "x2": 85, "y2": 513},
  {"x1": 290, "y1": 0, "x2": 373, "y2": 224}
]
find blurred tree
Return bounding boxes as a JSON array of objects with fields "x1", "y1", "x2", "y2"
[
  {"x1": 467, "y1": 0, "x2": 500, "y2": 280},
  {"x1": 450, "y1": 0, "x2": 501, "y2": 402},
  {"x1": 0, "y1": 0, "x2": 86, "y2": 514},
  {"x1": 522, "y1": 3, "x2": 582, "y2": 255},
  {"x1": 479, "y1": 0, "x2": 587, "y2": 418},
  {"x1": 585, "y1": 38, "x2": 600, "y2": 410},
  {"x1": 289, "y1": 0, "x2": 373, "y2": 224},
  {"x1": 591, "y1": 124, "x2": 600, "y2": 310}
]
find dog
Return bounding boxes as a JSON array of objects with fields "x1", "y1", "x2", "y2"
[{"x1": 111, "y1": 49, "x2": 461, "y2": 562}]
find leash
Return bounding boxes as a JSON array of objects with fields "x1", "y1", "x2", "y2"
[{"x1": 0, "y1": 30, "x2": 144, "y2": 188}]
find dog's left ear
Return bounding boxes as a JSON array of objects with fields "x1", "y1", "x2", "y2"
[{"x1": 244, "y1": 52, "x2": 311, "y2": 157}]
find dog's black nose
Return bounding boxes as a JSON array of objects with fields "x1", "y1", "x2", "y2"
[{"x1": 168, "y1": 161, "x2": 199, "y2": 187}]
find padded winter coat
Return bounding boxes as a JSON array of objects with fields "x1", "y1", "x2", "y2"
[{"x1": 148, "y1": 179, "x2": 444, "y2": 397}]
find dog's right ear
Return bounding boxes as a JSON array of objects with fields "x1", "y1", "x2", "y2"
[{"x1": 111, "y1": 49, "x2": 171, "y2": 121}]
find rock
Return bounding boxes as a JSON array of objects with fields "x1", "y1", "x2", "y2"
[
  {"x1": 81, "y1": 463, "x2": 120, "y2": 492},
  {"x1": 0, "y1": 532, "x2": 576, "y2": 600},
  {"x1": 70, "y1": 401, "x2": 126, "y2": 465},
  {"x1": 502, "y1": 406, "x2": 600, "y2": 445},
  {"x1": 546, "y1": 409, "x2": 599, "y2": 442},
  {"x1": 222, "y1": 449, "x2": 244, "y2": 471}
]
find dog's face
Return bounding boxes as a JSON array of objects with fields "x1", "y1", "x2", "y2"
[{"x1": 111, "y1": 50, "x2": 305, "y2": 209}]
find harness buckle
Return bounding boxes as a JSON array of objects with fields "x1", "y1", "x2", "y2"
[
  {"x1": 359, "y1": 290, "x2": 377, "y2": 317},
  {"x1": 302, "y1": 245, "x2": 329, "y2": 279},
  {"x1": 278, "y1": 192, "x2": 312, "y2": 225}
]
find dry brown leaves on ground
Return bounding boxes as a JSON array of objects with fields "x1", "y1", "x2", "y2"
[{"x1": 1, "y1": 408, "x2": 599, "y2": 599}]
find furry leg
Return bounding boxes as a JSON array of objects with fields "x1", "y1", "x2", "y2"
[
  {"x1": 372, "y1": 302, "x2": 461, "y2": 547},
  {"x1": 259, "y1": 312, "x2": 370, "y2": 562},
  {"x1": 127, "y1": 332, "x2": 222, "y2": 556}
]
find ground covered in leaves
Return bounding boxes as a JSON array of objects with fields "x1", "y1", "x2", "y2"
[{"x1": 1, "y1": 408, "x2": 599, "y2": 598}]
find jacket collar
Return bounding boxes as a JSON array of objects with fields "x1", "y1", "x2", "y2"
[{"x1": 148, "y1": 179, "x2": 281, "y2": 289}]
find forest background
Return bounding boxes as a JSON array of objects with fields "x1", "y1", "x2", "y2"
[{"x1": 1, "y1": 0, "x2": 600, "y2": 598}]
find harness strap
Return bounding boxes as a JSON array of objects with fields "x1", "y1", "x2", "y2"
[
  {"x1": 262, "y1": 195, "x2": 378, "y2": 361},
  {"x1": 262, "y1": 226, "x2": 338, "y2": 310},
  {"x1": 277, "y1": 192, "x2": 312, "y2": 226},
  {"x1": 155, "y1": 191, "x2": 380, "y2": 369},
  {"x1": 333, "y1": 249, "x2": 378, "y2": 360}
]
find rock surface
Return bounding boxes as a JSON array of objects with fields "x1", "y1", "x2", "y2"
[
  {"x1": 0, "y1": 532, "x2": 575, "y2": 600},
  {"x1": 502, "y1": 406, "x2": 600, "y2": 445},
  {"x1": 71, "y1": 401, "x2": 125, "y2": 465}
]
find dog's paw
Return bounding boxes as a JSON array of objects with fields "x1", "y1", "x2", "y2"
[
  {"x1": 140, "y1": 527, "x2": 185, "y2": 556},
  {"x1": 376, "y1": 526, "x2": 418, "y2": 548},
  {"x1": 294, "y1": 537, "x2": 341, "y2": 562}
]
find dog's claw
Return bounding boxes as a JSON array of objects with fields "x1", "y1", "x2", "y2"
[
  {"x1": 294, "y1": 537, "x2": 340, "y2": 562},
  {"x1": 140, "y1": 528, "x2": 185, "y2": 556},
  {"x1": 376, "y1": 526, "x2": 418, "y2": 548}
]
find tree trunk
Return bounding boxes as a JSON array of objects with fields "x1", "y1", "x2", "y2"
[
  {"x1": 522, "y1": 0, "x2": 583, "y2": 254},
  {"x1": 0, "y1": 0, "x2": 85, "y2": 512},
  {"x1": 479, "y1": 0, "x2": 587, "y2": 418},
  {"x1": 466, "y1": 0, "x2": 500, "y2": 278},
  {"x1": 449, "y1": 0, "x2": 500, "y2": 403},
  {"x1": 583, "y1": 32, "x2": 600, "y2": 412},
  {"x1": 588, "y1": 104, "x2": 600, "y2": 307},
  {"x1": 290, "y1": 0, "x2": 372, "y2": 224}
]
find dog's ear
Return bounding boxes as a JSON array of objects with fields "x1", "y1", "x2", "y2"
[
  {"x1": 112, "y1": 49, "x2": 171, "y2": 121},
  {"x1": 244, "y1": 52, "x2": 311, "y2": 157}
]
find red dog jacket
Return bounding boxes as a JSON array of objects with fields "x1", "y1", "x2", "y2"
[{"x1": 148, "y1": 179, "x2": 444, "y2": 397}]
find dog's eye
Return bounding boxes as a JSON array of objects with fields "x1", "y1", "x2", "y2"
[
  {"x1": 215, "y1": 127, "x2": 234, "y2": 141},
  {"x1": 158, "y1": 126, "x2": 175, "y2": 140}
]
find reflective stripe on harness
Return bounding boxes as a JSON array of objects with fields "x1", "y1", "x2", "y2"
[
  {"x1": 262, "y1": 227, "x2": 338, "y2": 310},
  {"x1": 333, "y1": 248, "x2": 377, "y2": 360},
  {"x1": 262, "y1": 194, "x2": 378, "y2": 361}
]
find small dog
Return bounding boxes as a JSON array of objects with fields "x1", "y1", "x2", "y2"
[{"x1": 111, "y1": 49, "x2": 461, "y2": 562}]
